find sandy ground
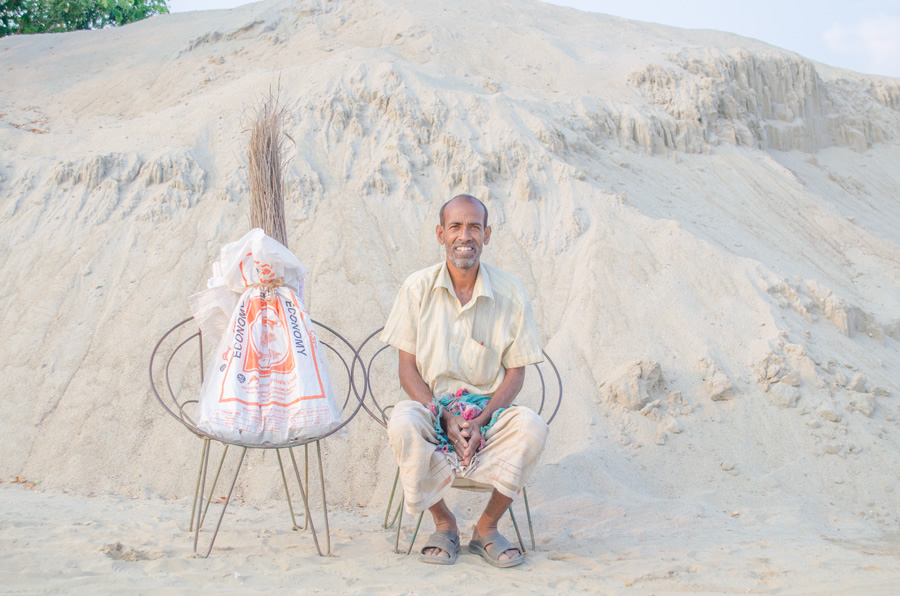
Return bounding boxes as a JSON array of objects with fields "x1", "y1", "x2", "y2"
[{"x1": 3, "y1": 481, "x2": 899, "y2": 595}]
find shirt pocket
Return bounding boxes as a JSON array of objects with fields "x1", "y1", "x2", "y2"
[{"x1": 460, "y1": 337, "x2": 500, "y2": 387}]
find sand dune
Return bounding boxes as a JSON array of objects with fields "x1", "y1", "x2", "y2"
[{"x1": 1, "y1": 0, "x2": 899, "y2": 591}]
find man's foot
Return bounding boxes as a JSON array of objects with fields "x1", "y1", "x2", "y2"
[
  {"x1": 418, "y1": 530, "x2": 460, "y2": 565},
  {"x1": 421, "y1": 500, "x2": 458, "y2": 560},
  {"x1": 468, "y1": 528, "x2": 525, "y2": 568}
]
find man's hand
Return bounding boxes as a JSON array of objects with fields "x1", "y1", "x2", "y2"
[
  {"x1": 441, "y1": 411, "x2": 468, "y2": 451},
  {"x1": 441, "y1": 411, "x2": 482, "y2": 466},
  {"x1": 459, "y1": 420, "x2": 483, "y2": 467}
]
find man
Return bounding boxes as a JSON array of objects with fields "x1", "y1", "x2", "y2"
[{"x1": 381, "y1": 194, "x2": 549, "y2": 567}]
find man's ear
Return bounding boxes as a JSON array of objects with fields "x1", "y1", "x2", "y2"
[
  {"x1": 483, "y1": 225, "x2": 492, "y2": 245},
  {"x1": 436, "y1": 224, "x2": 445, "y2": 245}
]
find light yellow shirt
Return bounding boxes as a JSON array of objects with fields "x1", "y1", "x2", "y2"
[{"x1": 380, "y1": 261, "x2": 543, "y2": 398}]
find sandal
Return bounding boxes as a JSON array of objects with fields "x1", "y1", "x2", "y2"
[
  {"x1": 468, "y1": 530, "x2": 525, "y2": 568},
  {"x1": 418, "y1": 530, "x2": 460, "y2": 565}
]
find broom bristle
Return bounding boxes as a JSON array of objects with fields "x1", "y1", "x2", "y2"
[{"x1": 248, "y1": 90, "x2": 288, "y2": 248}]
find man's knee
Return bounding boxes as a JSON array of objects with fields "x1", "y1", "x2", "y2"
[
  {"x1": 387, "y1": 399, "x2": 433, "y2": 442},
  {"x1": 509, "y1": 407, "x2": 549, "y2": 450}
]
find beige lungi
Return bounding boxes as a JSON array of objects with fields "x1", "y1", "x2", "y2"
[{"x1": 387, "y1": 400, "x2": 549, "y2": 514}]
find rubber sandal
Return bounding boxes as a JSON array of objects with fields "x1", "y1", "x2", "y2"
[
  {"x1": 468, "y1": 530, "x2": 525, "y2": 568},
  {"x1": 418, "y1": 530, "x2": 460, "y2": 565}
]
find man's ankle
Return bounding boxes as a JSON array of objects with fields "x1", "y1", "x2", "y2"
[
  {"x1": 431, "y1": 512, "x2": 458, "y2": 535},
  {"x1": 474, "y1": 520, "x2": 499, "y2": 538}
]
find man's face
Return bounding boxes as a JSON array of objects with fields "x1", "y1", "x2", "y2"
[{"x1": 436, "y1": 198, "x2": 491, "y2": 270}]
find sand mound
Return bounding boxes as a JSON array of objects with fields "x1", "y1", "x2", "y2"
[{"x1": 2, "y1": 0, "x2": 899, "y2": 576}]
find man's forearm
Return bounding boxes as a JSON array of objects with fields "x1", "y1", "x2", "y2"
[
  {"x1": 473, "y1": 366, "x2": 525, "y2": 426},
  {"x1": 398, "y1": 349, "x2": 435, "y2": 406}
]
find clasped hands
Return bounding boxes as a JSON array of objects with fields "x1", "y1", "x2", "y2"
[{"x1": 441, "y1": 411, "x2": 482, "y2": 467}]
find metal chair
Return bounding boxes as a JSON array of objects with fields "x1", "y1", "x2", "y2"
[
  {"x1": 148, "y1": 316, "x2": 365, "y2": 558},
  {"x1": 357, "y1": 327, "x2": 562, "y2": 555}
]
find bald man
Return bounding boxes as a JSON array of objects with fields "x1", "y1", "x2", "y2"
[{"x1": 381, "y1": 194, "x2": 548, "y2": 568}]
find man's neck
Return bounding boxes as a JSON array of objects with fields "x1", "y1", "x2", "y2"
[{"x1": 447, "y1": 260, "x2": 479, "y2": 307}]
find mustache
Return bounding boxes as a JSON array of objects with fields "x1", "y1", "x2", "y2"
[{"x1": 451, "y1": 241, "x2": 477, "y2": 249}]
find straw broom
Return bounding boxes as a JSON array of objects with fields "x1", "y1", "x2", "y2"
[{"x1": 248, "y1": 90, "x2": 289, "y2": 248}]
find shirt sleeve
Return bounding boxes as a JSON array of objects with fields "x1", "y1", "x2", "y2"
[
  {"x1": 501, "y1": 295, "x2": 543, "y2": 369},
  {"x1": 379, "y1": 276, "x2": 420, "y2": 355}
]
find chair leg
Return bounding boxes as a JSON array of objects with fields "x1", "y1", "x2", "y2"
[
  {"x1": 197, "y1": 446, "x2": 247, "y2": 558},
  {"x1": 388, "y1": 500, "x2": 404, "y2": 531},
  {"x1": 507, "y1": 506, "x2": 527, "y2": 555},
  {"x1": 276, "y1": 449, "x2": 300, "y2": 530},
  {"x1": 185, "y1": 440, "x2": 334, "y2": 558},
  {"x1": 315, "y1": 440, "x2": 332, "y2": 556},
  {"x1": 523, "y1": 487, "x2": 535, "y2": 551},
  {"x1": 387, "y1": 469, "x2": 424, "y2": 556},
  {"x1": 190, "y1": 438, "x2": 210, "y2": 532},
  {"x1": 199, "y1": 444, "x2": 230, "y2": 529},
  {"x1": 393, "y1": 493, "x2": 405, "y2": 554},
  {"x1": 407, "y1": 511, "x2": 424, "y2": 555},
  {"x1": 384, "y1": 468, "x2": 402, "y2": 529},
  {"x1": 287, "y1": 446, "x2": 325, "y2": 556},
  {"x1": 301, "y1": 444, "x2": 310, "y2": 531}
]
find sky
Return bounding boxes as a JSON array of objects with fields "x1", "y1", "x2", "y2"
[{"x1": 168, "y1": 0, "x2": 900, "y2": 77}]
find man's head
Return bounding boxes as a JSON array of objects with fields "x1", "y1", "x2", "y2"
[
  {"x1": 436, "y1": 194, "x2": 491, "y2": 271},
  {"x1": 439, "y1": 194, "x2": 488, "y2": 228}
]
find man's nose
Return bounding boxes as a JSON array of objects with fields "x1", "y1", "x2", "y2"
[{"x1": 459, "y1": 226, "x2": 471, "y2": 240}]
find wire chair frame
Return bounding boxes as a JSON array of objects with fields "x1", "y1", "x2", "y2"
[
  {"x1": 149, "y1": 316, "x2": 366, "y2": 558},
  {"x1": 356, "y1": 326, "x2": 563, "y2": 555}
]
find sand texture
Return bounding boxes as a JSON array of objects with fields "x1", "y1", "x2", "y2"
[{"x1": 1, "y1": 0, "x2": 899, "y2": 592}]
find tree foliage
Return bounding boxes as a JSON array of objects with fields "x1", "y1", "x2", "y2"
[{"x1": 1, "y1": 0, "x2": 169, "y2": 37}]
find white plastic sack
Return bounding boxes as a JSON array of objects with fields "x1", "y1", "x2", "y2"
[
  {"x1": 189, "y1": 228, "x2": 308, "y2": 346},
  {"x1": 189, "y1": 229, "x2": 343, "y2": 444}
]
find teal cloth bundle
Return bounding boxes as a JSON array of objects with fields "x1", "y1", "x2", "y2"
[{"x1": 428, "y1": 389, "x2": 505, "y2": 453}]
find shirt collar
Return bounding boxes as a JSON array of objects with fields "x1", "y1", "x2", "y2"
[{"x1": 436, "y1": 261, "x2": 495, "y2": 306}]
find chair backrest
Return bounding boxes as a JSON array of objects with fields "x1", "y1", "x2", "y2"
[
  {"x1": 148, "y1": 316, "x2": 366, "y2": 448},
  {"x1": 357, "y1": 327, "x2": 562, "y2": 428}
]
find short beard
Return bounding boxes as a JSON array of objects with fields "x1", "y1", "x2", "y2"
[
  {"x1": 449, "y1": 254, "x2": 477, "y2": 269},
  {"x1": 447, "y1": 243, "x2": 479, "y2": 269}
]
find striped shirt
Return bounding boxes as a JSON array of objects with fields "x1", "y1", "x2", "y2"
[{"x1": 381, "y1": 261, "x2": 543, "y2": 398}]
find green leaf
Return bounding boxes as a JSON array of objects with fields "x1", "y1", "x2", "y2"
[{"x1": 0, "y1": 0, "x2": 169, "y2": 37}]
